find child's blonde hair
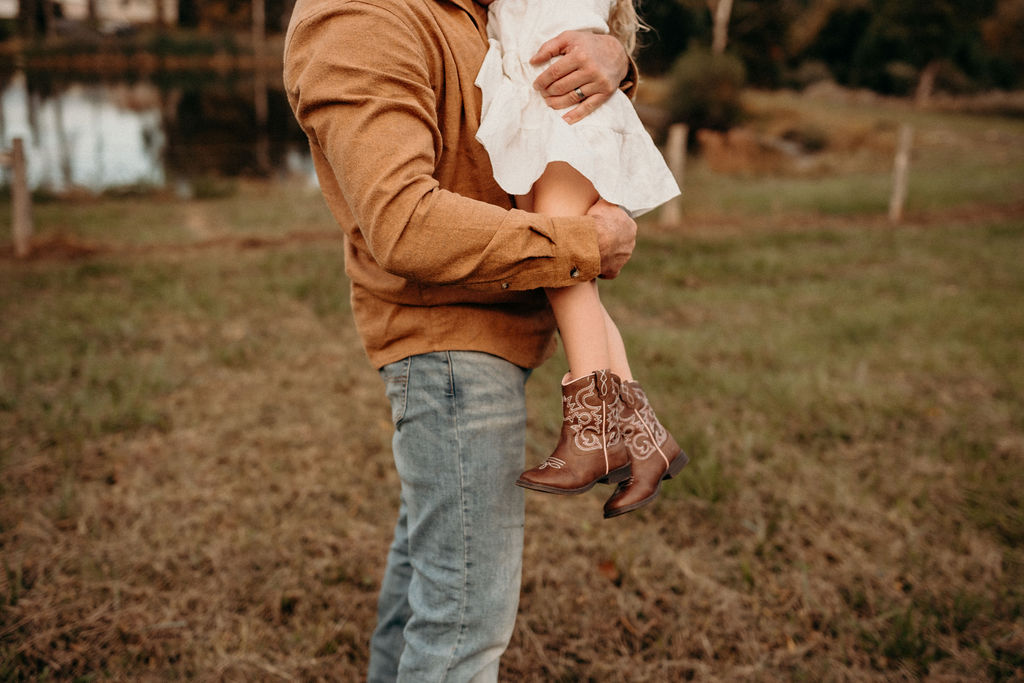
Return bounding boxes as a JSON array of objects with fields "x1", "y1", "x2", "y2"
[{"x1": 608, "y1": 0, "x2": 641, "y2": 56}]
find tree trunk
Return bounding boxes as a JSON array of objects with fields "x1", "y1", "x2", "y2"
[
  {"x1": 41, "y1": 0, "x2": 55, "y2": 38},
  {"x1": 712, "y1": 0, "x2": 734, "y2": 54},
  {"x1": 915, "y1": 60, "x2": 940, "y2": 108},
  {"x1": 252, "y1": 0, "x2": 271, "y2": 175},
  {"x1": 18, "y1": 0, "x2": 36, "y2": 38},
  {"x1": 153, "y1": 0, "x2": 167, "y2": 28},
  {"x1": 177, "y1": 0, "x2": 199, "y2": 28},
  {"x1": 252, "y1": 0, "x2": 266, "y2": 54},
  {"x1": 53, "y1": 90, "x2": 73, "y2": 189},
  {"x1": 280, "y1": 0, "x2": 298, "y2": 32},
  {"x1": 19, "y1": 0, "x2": 54, "y2": 39}
]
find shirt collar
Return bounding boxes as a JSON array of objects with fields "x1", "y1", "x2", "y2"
[{"x1": 439, "y1": 0, "x2": 488, "y2": 36}]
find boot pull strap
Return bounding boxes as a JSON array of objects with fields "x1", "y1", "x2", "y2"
[
  {"x1": 593, "y1": 369, "x2": 616, "y2": 400},
  {"x1": 619, "y1": 382, "x2": 638, "y2": 408}
]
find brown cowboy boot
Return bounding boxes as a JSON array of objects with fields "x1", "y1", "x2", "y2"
[
  {"x1": 516, "y1": 369, "x2": 630, "y2": 494},
  {"x1": 603, "y1": 380, "x2": 688, "y2": 518}
]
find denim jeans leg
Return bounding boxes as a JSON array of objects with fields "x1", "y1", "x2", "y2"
[
  {"x1": 367, "y1": 351, "x2": 529, "y2": 683},
  {"x1": 367, "y1": 497, "x2": 414, "y2": 680}
]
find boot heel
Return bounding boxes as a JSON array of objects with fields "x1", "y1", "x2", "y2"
[
  {"x1": 599, "y1": 463, "x2": 631, "y2": 485},
  {"x1": 603, "y1": 379, "x2": 690, "y2": 519},
  {"x1": 663, "y1": 450, "x2": 689, "y2": 480}
]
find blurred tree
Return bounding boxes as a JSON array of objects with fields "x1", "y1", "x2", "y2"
[
  {"x1": 155, "y1": 0, "x2": 169, "y2": 28},
  {"x1": 800, "y1": 1, "x2": 873, "y2": 85},
  {"x1": 173, "y1": 0, "x2": 291, "y2": 33},
  {"x1": 199, "y1": 0, "x2": 249, "y2": 30},
  {"x1": 178, "y1": 0, "x2": 200, "y2": 27},
  {"x1": 18, "y1": 0, "x2": 56, "y2": 39},
  {"x1": 17, "y1": 0, "x2": 35, "y2": 37},
  {"x1": 163, "y1": 81, "x2": 303, "y2": 179},
  {"x1": 636, "y1": 0, "x2": 708, "y2": 74},
  {"x1": 640, "y1": 0, "x2": 1020, "y2": 94},
  {"x1": 982, "y1": 0, "x2": 1024, "y2": 79},
  {"x1": 274, "y1": 0, "x2": 297, "y2": 32},
  {"x1": 664, "y1": 46, "x2": 746, "y2": 130},
  {"x1": 727, "y1": 0, "x2": 795, "y2": 86},
  {"x1": 787, "y1": 0, "x2": 836, "y2": 56},
  {"x1": 851, "y1": 0, "x2": 997, "y2": 100}
]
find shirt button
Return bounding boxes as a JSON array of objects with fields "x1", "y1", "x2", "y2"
[
  {"x1": 501, "y1": 282, "x2": 510, "y2": 289},
  {"x1": 569, "y1": 267, "x2": 580, "y2": 279}
]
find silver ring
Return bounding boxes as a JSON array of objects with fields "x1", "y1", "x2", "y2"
[{"x1": 574, "y1": 87, "x2": 586, "y2": 102}]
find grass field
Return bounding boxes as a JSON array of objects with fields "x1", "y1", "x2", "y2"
[{"x1": 1, "y1": 92, "x2": 1023, "y2": 680}]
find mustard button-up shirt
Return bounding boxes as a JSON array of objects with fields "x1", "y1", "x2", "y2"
[{"x1": 285, "y1": 0, "x2": 604, "y2": 369}]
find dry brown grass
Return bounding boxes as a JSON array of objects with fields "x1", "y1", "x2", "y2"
[
  {"x1": 2, "y1": 213, "x2": 1021, "y2": 680},
  {"x1": 1, "y1": 245, "x2": 394, "y2": 680},
  {"x1": 3, "y1": 96, "x2": 1024, "y2": 680}
]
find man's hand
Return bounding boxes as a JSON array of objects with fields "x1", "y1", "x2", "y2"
[
  {"x1": 588, "y1": 200, "x2": 636, "y2": 279},
  {"x1": 530, "y1": 31, "x2": 628, "y2": 125}
]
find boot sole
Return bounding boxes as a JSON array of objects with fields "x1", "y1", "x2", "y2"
[
  {"x1": 516, "y1": 463, "x2": 631, "y2": 495},
  {"x1": 603, "y1": 450, "x2": 689, "y2": 518}
]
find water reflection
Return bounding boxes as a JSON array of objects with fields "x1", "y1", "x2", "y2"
[{"x1": 0, "y1": 70, "x2": 312, "y2": 194}]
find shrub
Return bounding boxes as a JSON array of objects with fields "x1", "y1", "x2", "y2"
[
  {"x1": 781, "y1": 123, "x2": 829, "y2": 153},
  {"x1": 787, "y1": 60, "x2": 834, "y2": 91},
  {"x1": 883, "y1": 60, "x2": 919, "y2": 96},
  {"x1": 663, "y1": 47, "x2": 746, "y2": 131}
]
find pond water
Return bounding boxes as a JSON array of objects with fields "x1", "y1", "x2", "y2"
[{"x1": 0, "y1": 70, "x2": 314, "y2": 194}]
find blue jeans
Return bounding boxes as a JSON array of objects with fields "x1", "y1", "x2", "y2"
[{"x1": 367, "y1": 351, "x2": 529, "y2": 682}]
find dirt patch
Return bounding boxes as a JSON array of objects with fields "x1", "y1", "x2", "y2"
[{"x1": 0, "y1": 230, "x2": 342, "y2": 262}]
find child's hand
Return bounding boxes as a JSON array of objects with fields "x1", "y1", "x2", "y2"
[{"x1": 530, "y1": 31, "x2": 628, "y2": 125}]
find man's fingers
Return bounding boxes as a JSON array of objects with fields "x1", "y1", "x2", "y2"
[
  {"x1": 561, "y1": 92, "x2": 611, "y2": 125},
  {"x1": 537, "y1": 63, "x2": 614, "y2": 101},
  {"x1": 530, "y1": 30, "x2": 627, "y2": 122},
  {"x1": 533, "y1": 57, "x2": 577, "y2": 95},
  {"x1": 530, "y1": 31, "x2": 571, "y2": 67},
  {"x1": 541, "y1": 82, "x2": 596, "y2": 111}
]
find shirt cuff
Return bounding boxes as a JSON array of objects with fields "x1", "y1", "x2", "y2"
[
  {"x1": 620, "y1": 56, "x2": 639, "y2": 100},
  {"x1": 548, "y1": 215, "x2": 601, "y2": 285}
]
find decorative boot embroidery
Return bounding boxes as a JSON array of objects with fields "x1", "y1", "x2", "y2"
[
  {"x1": 537, "y1": 456, "x2": 567, "y2": 470},
  {"x1": 564, "y1": 381, "x2": 603, "y2": 452},
  {"x1": 620, "y1": 382, "x2": 669, "y2": 461},
  {"x1": 563, "y1": 370, "x2": 620, "y2": 454}
]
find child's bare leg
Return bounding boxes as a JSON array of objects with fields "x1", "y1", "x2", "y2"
[
  {"x1": 546, "y1": 282, "x2": 608, "y2": 379},
  {"x1": 515, "y1": 163, "x2": 642, "y2": 494},
  {"x1": 602, "y1": 306, "x2": 633, "y2": 381},
  {"x1": 524, "y1": 162, "x2": 608, "y2": 380}
]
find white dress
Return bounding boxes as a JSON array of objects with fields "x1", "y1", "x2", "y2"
[{"x1": 474, "y1": 0, "x2": 680, "y2": 216}]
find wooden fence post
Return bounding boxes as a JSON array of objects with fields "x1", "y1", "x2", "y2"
[
  {"x1": 889, "y1": 124, "x2": 913, "y2": 224},
  {"x1": 662, "y1": 123, "x2": 688, "y2": 225},
  {"x1": 9, "y1": 138, "x2": 34, "y2": 258}
]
